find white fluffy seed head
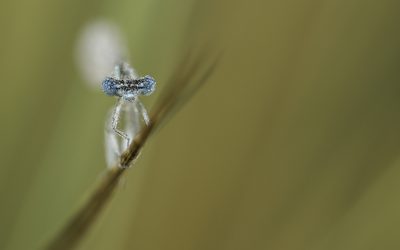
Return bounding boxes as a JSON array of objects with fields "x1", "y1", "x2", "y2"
[{"x1": 76, "y1": 19, "x2": 129, "y2": 88}]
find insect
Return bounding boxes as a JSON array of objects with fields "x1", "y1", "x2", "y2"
[{"x1": 102, "y1": 62, "x2": 156, "y2": 167}]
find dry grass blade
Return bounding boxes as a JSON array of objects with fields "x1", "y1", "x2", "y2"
[{"x1": 45, "y1": 49, "x2": 220, "y2": 250}]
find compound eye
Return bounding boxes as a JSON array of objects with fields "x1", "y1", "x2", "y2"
[
  {"x1": 138, "y1": 75, "x2": 156, "y2": 96},
  {"x1": 102, "y1": 77, "x2": 118, "y2": 96}
]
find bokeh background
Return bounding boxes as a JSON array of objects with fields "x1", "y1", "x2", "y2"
[{"x1": 1, "y1": 0, "x2": 400, "y2": 249}]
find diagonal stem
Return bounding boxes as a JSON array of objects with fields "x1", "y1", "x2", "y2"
[{"x1": 45, "y1": 50, "x2": 220, "y2": 250}]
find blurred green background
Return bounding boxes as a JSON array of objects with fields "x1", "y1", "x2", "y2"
[{"x1": 1, "y1": 0, "x2": 400, "y2": 249}]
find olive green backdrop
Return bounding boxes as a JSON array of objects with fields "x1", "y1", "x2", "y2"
[{"x1": 1, "y1": 0, "x2": 400, "y2": 249}]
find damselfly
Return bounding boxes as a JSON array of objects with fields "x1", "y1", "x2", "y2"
[{"x1": 102, "y1": 62, "x2": 156, "y2": 168}]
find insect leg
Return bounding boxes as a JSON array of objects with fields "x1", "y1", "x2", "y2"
[
  {"x1": 136, "y1": 100, "x2": 150, "y2": 125},
  {"x1": 111, "y1": 97, "x2": 130, "y2": 147}
]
